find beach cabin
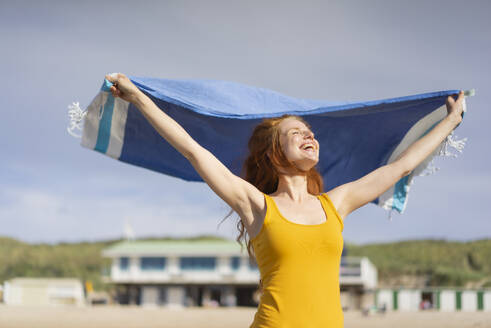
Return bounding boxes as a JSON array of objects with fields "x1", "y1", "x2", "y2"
[
  {"x1": 376, "y1": 287, "x2": 491, "y2": 312},
  {"x1": 3, "y1": 278, "x2": 85, "y2": 306}
]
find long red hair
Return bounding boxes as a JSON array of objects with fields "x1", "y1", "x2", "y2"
[{"x1": 219, "y1": 114, "x2": 324, "y2": 260}]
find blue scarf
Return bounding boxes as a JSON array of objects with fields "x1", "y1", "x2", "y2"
[{"x1": 68, "y1": 76, "x2": 472, "y2": 217}]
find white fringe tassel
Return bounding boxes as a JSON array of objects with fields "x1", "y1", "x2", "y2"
[
  {"x1": 388, "y1": 208, "x2": 395, "y2": 221},
  {"x1": 438, "y1": 133, "x2": 467, "y2": 157},
  {"x1": 418, "y1": 132, "x2": 467, "y2": 177},
  {"x1": 67, "y1": 101, "x2": 87, "y2": 138}
]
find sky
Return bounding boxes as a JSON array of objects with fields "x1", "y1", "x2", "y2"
[{"x1": 1, "y1": 0, "x2": 490, "y2": 245}]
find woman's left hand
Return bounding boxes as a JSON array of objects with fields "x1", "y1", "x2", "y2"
[{"x1": 445, "y1": 90, "x2": 464, "y2": 124}]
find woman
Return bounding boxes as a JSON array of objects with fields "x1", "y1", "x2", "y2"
[{"x1": 105, "y1": 73, "x2": 464, "y2": 327}]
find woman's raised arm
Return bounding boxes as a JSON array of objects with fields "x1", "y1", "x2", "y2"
[
  {"x1": 105, "y1": 73, "x2": 264, "y2": 224},
  {"x1": 328, "y1": 91, "x2": 465, "y2": 220}
]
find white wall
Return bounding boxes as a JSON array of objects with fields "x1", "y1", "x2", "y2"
[
  {"x1": 141, "y1": 286, "x2": 160, "y2": 307},
  {"x1": 3, "y1": 282, "x2": 21, "y2": 305},
  {"x1": 398, "y1": 290, "x2": 421, "y2": 311},
  {"x1": 217, "y1": 256, "x2": 232, "y2": 274},
  {"x1": 221, "y1": 286, "x2": 237, "y2": 307},
  {"x1": 4, "y1": 279, "x2": 84, "y2": 306},
  {"x1": 484, "y1": 291, "x2": 491, "y2": 311},
  {"x1": 167, "y1": 286, "x2": 185, "y2": 308},
  {"x1": 462, "y1": 291, "x2": 477, "y2": 311},
  {"x1": 360, "y1": 257, "x2": 378, "y2": 289},
  {"x1": 377, "y1": 289, "x2": 393, "y2": 310},
  {"x1": 440, "y1": 290, "x2": 455, "y2": 312}
]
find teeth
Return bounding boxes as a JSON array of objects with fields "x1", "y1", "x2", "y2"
[{"x1": 301, "y1": 144, "x2": 314, "y2": 150}]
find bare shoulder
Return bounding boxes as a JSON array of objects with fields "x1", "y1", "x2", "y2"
[{"x1": 325, "y1": 184, "x2": 350, "y2": 221}]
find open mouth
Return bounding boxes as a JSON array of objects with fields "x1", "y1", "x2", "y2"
[{"x1": 300, "y1": 143, "x2": 316, "y2": 152}]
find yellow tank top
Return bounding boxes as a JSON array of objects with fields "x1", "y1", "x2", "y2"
[{"x1": 249, "y1": 192, "x2": 344, "y2": 328}]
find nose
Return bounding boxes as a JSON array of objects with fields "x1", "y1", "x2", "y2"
[{"x1": 303, "y1": 130, "x2": 314, "y2": 139}]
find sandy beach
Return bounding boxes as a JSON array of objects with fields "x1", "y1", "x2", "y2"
[{"x1": 0, "y1": 305, "x2": 490, "y2": 328}]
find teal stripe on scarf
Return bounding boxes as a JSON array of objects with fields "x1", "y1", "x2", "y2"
[
  {"x1": 94, "y1": 94, "x2": 115, "y2": 153},
  {"x1": 100, "y1": 79, "x2": 113, "y2": 92},
  {"x1": 392, "y1": 175, "x2": 409, "y2": 212}
]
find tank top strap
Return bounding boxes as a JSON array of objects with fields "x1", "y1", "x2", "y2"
[
  {"x1": 262, "y1": 193, "x2": 274, "y2": 225},
  {"x1": 250, "y1": 193, "x2": 274, "y2": 244},
  {"x1": 320, "y1": 193, "x2": 344, "y2": 232},
  {"x1": 264, "y1": 193, "x2": 290, "y2": 226}
]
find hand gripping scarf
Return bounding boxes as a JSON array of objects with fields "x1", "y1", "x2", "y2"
[{"x1": 68, "y1": 76, "x2": 474, "y2": 218}]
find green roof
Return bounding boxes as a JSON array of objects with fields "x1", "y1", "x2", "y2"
[{"x1": 102, "y1": 239, "x2": 247, "y2": 257}]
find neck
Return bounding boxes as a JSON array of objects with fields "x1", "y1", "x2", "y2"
[{"x1": 273, "y1": 173, "x2": 311, "y2": 203}]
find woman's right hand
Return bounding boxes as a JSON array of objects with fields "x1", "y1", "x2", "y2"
[{"x1": 105, "y1": 73, "x2": 143, "y2": 104}]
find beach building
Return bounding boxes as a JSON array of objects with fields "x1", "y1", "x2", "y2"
[
  {"x1": 3, "y1": 278, "x2": 85, "y2": 306},
  {"x1": 376, "y1": 287, "x2": 491, "y2": 312},
  {"x1": 102, "y1": 239, "x2": 377, "y2": 309}
]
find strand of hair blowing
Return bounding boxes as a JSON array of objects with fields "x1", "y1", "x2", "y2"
[{"x1": 217, "y1": 114, "x2": 324, "y2": 291}]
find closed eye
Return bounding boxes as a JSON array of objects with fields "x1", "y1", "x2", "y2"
[{"x1": 289, "y1": 128, "x2": 313, "y2": 137}]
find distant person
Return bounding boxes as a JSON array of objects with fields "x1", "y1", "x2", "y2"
[
  {"x1": 106, "y1": 73, "x2": 464, "y2": 328},
  {"x1": 380, "y1": 302, "x2": 387, "y2": 314},
  {"x1": 420, "y1": 299, "x2": 432, "y2": 310}
]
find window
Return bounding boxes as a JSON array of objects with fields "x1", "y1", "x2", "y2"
[
  {"x1": 119, "y1": 257, "x2": 129, "y2": 271},
  {"x1": 249, "y1": 258, "x2": 258, "y2": 270},
  {"x1": 140, "y1": 257, "x2": 166, "y2": 271},
  {"x1": 180, "y1": 257, "x2": 216, "y2": 270},
  {"x1": 231, "y1": 256, "x2": 241, "y2": 270}
]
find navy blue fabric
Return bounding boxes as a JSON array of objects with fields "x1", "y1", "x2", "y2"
[{"x1": 104, "y1": 77, "x2": 460, "y2": 206}]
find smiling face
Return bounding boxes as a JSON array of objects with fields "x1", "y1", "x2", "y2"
[{"x1": 275, "y1": 117, "x2": 319, "y2": 173}]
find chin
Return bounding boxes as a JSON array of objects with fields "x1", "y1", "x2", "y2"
[{"x1": 298, "y1": 159, "x2": 319, "y2": 171}]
